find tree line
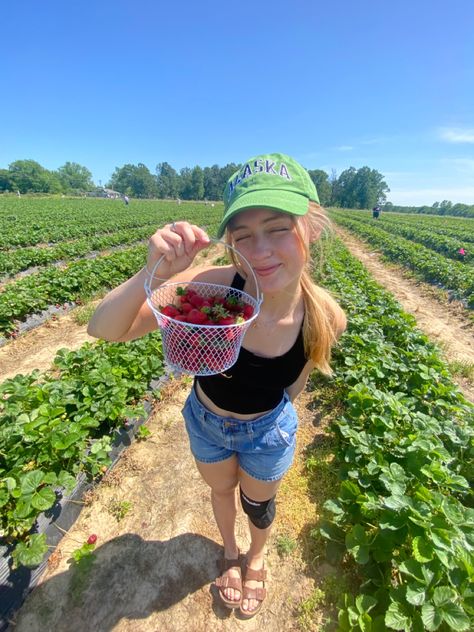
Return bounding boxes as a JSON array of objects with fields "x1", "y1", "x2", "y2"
[
  {"x1": 382, "y1": 200, "x2": 474, "y2": 218},
  {"x1": 2, "y1": 158, "x2": 473, "y2": 217},
  {"x1": 0, "y1": 158, "x2": 394, "y2": 210}
]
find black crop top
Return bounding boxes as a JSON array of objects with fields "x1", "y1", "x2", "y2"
[{"x1": 195, "y1": 273, "x2": 307, "y2": 414}]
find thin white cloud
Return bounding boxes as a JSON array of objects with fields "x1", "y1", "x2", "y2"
[
  {"x1": 389, "y1": 187, "x2": 474, "y2": 206},
  {"x1": 438, "y1": 127, "x2": 474, "y2": 143},
  {"x1": 442, "y1": 158, "x2": 474, "y2": 173},
  {"x1": 360, "y1": 136, "x2": 390, "y2": 145},
  {"x1": 334, "y1": 145, "x2": 353, "y2": 151}
]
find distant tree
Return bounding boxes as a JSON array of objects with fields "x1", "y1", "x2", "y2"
[
  {"x1": 307, "y1": 169, "x2": 331, "y2": 207},
  {"x1": 57, "y1": 162, "x2": 94, "y2": 191},
  {"x1": 8, "y1": 159, "x2": 62, "y2": 193},
  {"x1": 329, "y1": 169, "x2": 338, "y2": 206},
  {"x1": 179, "y1": 167, "x2": 193, "y2": 200},
  {"x1": 156, "y1": 162, "x2": 179, "y2": 198},
  {"x1": 108, "y1": 163, "x2": 158, "y2": 198},
  {"x1": 353, "y1": 166, "x2": 389, "y2": 208},
  {"x1": 333, "y1": 166, "x2": 389, "y2": 208},
  {"x1": 189, "y1": 166, "x2": 205, "y2": 200},
  {"x1": 439, "y1": 200, "x2": 453, "y2": 215},
  {"x1": 0, "y1": 169, "x2": 14, "y2": 192},
  {"x1": 334, "y1": 167, "x2": 358, "y2": 207},
  {"x1": 203, "y1": 164, "x2": 222, "y2": 200}
]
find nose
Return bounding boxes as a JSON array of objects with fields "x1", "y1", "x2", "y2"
[{"x1": 249, "y1": 233, "x2": 272, "y2": 261}]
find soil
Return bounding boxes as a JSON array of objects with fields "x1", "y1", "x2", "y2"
[
  {"x1": 4, "y1": 236, "x2": 474, "y2": 631},
  {"x1": 335, "y1": 226, "x2": 474, "y2": 403}
]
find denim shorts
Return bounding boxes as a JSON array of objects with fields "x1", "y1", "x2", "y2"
[{"x1": 181, "y1": 387, "x2": 298, "y2": 482}]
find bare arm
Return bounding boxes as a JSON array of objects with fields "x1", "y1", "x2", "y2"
[{"x1": 87, "y1": 221, "x2": 210, "y2": 342}]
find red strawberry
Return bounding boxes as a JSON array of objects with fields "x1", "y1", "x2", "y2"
[
  {"x1": 189, "y1": 294, "x2": 206, "y2": 308},
  {"x1": 87, "y1": 534, "x2": 98, "y2": 545},
  {"x1": 174, "y1": 314, "x2": 188, "y2": 322},
  {"x1": 161, "y1": 304, "x2": 180, "y2": 318},
  {"x1": 187, "y1": 308, "x2": 208, "y2": 324},
  {"x1": 243, "y1": 304, "x2": 254, "y2": 319},
  {"x1": 180, "y1": 302, "x2": 193, "y2": 314},
  {"x1": 217, "y1": 316, "x2": 235, "y2": 326}
]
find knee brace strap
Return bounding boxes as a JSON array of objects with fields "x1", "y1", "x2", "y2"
[{"x1": 240, "y1": 487, "x2": 276, "y2": 529}]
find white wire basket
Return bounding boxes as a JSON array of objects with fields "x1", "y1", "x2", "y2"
[{"x1": 144, "y1": 240, "x2": 262, "y2": 376}]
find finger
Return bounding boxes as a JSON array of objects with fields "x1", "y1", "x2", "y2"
[
  {"x1": 172, "y1": 222, "x2": 210, "y2": 255},
  {"x1": 149, "y1": 231, "x2": 182, "y2": 262}
]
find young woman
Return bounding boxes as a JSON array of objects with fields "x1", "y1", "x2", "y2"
[{"x1": 88, "y1": 152, "x2": 346, "y2": 619}]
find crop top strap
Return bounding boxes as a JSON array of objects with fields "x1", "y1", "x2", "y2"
[{"x1": 230, "y1": 272, "x2": 246, "y2": 291}]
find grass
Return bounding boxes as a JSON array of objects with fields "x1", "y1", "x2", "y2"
[
  {"x1": 447, "y1": 359, "x2": 474, "y2": 381},
  {"x1": 73, "y1": 303, "x2": 97, "y2": 326},
  {"x1": 274, "y1": 379, "x2": 359, "y2": 631}
]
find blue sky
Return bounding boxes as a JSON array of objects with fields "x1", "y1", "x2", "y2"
[{"x1": 2, "y1": 0, "x2": 474, "y2": 205}]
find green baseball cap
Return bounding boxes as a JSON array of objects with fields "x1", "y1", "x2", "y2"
[{"x1": 217, "y1": 152, "x2": 319, "y2": 238}]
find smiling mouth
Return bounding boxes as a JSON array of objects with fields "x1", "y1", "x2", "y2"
[{"x1": 254, "y1": 264, "x2": 280, "y2": 276}]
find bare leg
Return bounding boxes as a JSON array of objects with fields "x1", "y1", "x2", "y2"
[
  {"x1": 194, "y1": 456, "x2": 241, "y2": 603},
  {"x1": 239, "y1": 469, "x2": 282, "y2": 614}
]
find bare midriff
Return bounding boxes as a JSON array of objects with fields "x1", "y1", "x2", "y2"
[{"x1": 195, "y1": 381, "x2": 272, "y2": 422}]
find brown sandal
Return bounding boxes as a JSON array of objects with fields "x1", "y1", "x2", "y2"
[
  {"x1": 215, "y1": 552, "x2": 242, "y2": 609},
  {"x1": 239, "y1": 564, "x2": 267, "y2": 619}
]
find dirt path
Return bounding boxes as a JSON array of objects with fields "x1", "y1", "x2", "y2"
[
  {"x1": 11, "y1": 383, "x2": 322, "y2": 632},
  {"x1": 0, "y1": 310, "x2": 97, "y2": 382},
  {"x1": 335, "y1": 226, "x2": 474, "y2": 402}
]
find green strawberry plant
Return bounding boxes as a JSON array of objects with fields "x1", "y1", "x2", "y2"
[{"x1": 312, "y1": 239, "x2": 474, "y2": 631}]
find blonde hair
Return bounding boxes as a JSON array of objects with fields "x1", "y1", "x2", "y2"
[{"x1": 226, "y1": 201, "x2": 346, "y2": 375}]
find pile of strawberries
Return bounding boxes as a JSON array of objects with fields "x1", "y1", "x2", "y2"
[
  {"x1": 158, "y1": 286, "x2": 255, "y2": 374},
  {"x1": 159, "y1": 286, "x2": 254, "y2": 325}
]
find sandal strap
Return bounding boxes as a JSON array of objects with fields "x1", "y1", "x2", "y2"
[
  {"x1": 215, "y1": 575, "x2": 242, "y2": 591},
  {"x1": 220, "y1": 557, "x2": 241, "y2": 572},
  {"x1": 244, "y1": 566, "x2": 267, "y2": 582},
  {"x1": 242, "y1": 586, "x2": 266, "y2": 601}
]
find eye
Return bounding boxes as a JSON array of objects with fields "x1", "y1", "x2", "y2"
[{"x1": 234, "y1": 234, "x2": 250, "y2": 242}]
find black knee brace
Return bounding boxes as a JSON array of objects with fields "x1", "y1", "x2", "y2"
[{"x1": 240, "y1": 487, "x2": 276, "y2": 529}]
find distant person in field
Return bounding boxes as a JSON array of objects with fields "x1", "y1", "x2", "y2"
[
  {"x1": 88, "y1": 152, "x2": 346, "y2": 619},
  {"x1": 123, "y1": 195, "x2": 129, "y2": 205},
  {"x1": 458, "y1": 247, "x2": 466, "y2": 257},
  {"x1": 372, "y1": 205, "x2": 381, "y2": 219}
]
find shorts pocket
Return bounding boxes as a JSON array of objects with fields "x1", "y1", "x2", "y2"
[{"x1": 275, "y1": 409, "x2": 298, "y2": 447}]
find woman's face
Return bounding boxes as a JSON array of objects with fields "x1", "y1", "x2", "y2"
[{"x1": 229, "y1": 208, "x2": 307, "y2": 294}]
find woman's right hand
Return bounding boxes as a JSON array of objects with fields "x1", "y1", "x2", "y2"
[{"x1": 146, "y1": 221, "x2": 211, "y2": 280}]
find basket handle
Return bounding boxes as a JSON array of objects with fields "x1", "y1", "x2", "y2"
[{"x1": 144, "y1": 238, "x2": 262, "y2": 305}]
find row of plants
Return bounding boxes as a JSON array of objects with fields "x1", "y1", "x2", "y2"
[
  {"x1": 338, "y1": 212, "x2": 473, "y2": 264},
  {"x1": 311, "y1": 239, "x2": 474, "y2": 631},
  {"x1": 0, "y1": 245, "x2": 147, "y2": 335},
  {"x1": 0, "y1": 203, "x2": 222, "y2": 336},
  {"x1": 378, "y1": 213, "x2": 474, "y2": 244},
  {"x1": 0, "y1": 332, "x2": 165, "y2": 568},
  {"x1": 0, "y1": 198, "x2": 220, "y2": 248},
  {"x1": 330, "y1": 210, "x2": 474, "y2": 308},
  {"x1": 0, "y1": 224, "x2": 156, "y2": 278}
]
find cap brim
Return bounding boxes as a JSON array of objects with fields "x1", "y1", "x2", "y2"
[{"x1": 217, "y1": 189, "x2": 310, "y2": 238}]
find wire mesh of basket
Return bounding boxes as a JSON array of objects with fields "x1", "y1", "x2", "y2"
[{"x1": 144, "y1": 240, "x2": 262, "y2": 376}]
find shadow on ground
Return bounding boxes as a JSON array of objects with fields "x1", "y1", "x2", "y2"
[{"x1": 13, "y1": 532, "x2": 222, "y2": 632}]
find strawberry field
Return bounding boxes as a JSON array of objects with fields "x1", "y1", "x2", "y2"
[
  {"x1": 330, "y1": 210, "x2": 474, "y2": 310},
  {"x1": 1, "y1": 198, "x2": 473, "y2": 631}
]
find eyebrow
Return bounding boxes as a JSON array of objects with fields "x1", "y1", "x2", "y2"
[{"x1": 231, "y1": 214, "x2": 290, "y2": 231}]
